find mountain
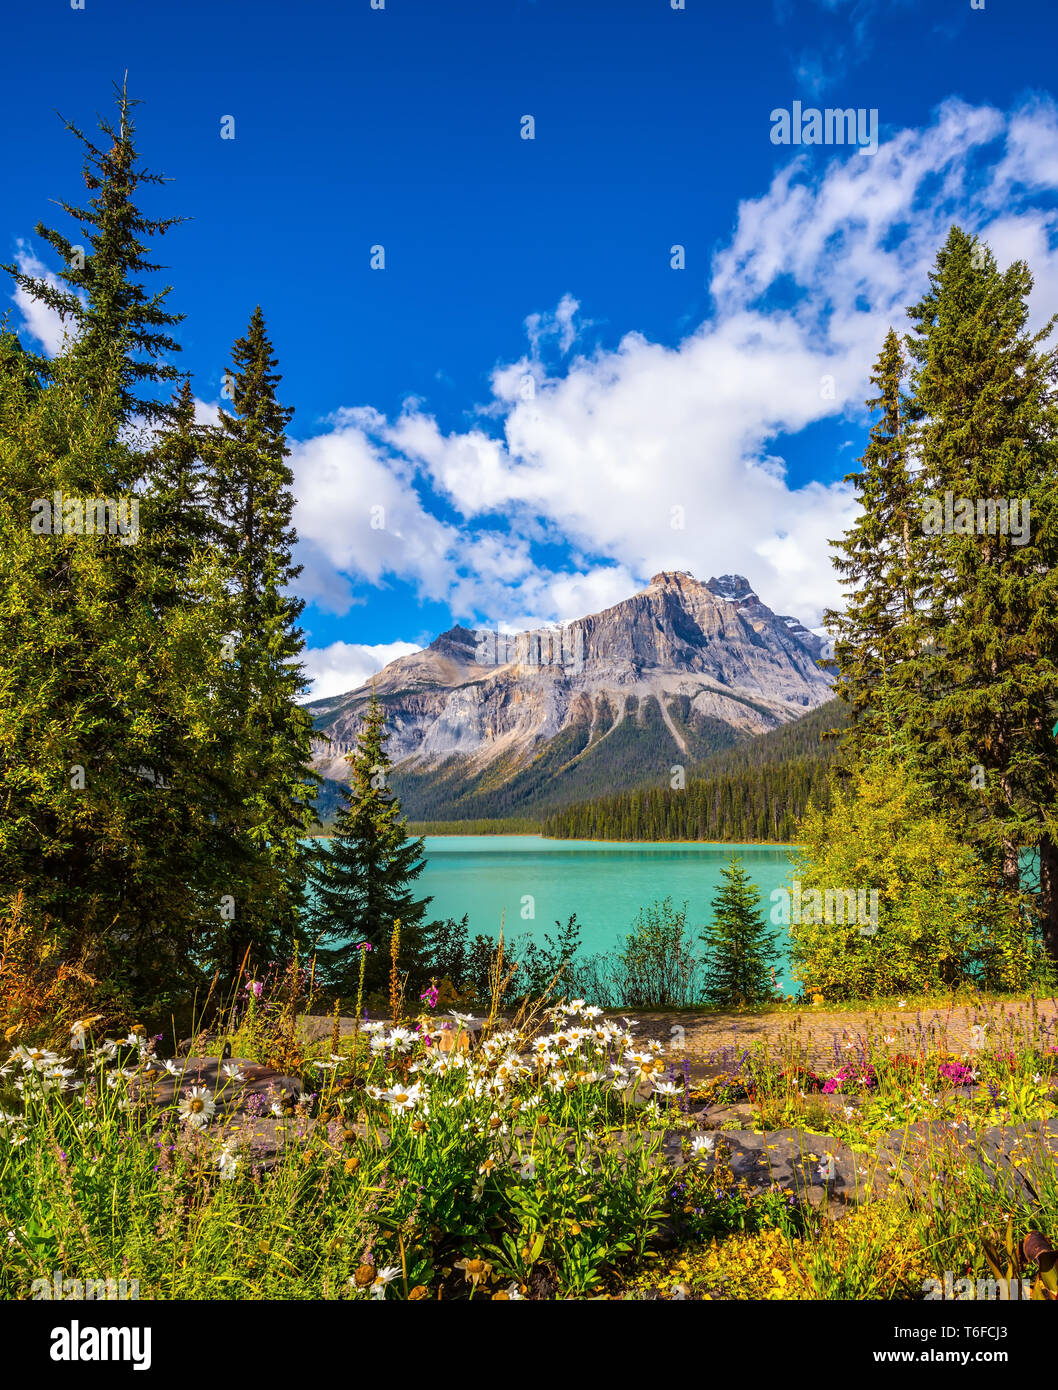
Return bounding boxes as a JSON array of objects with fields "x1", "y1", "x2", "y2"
[{"x1": 306, "y1": 571, "x2": 835, "y2": 821}]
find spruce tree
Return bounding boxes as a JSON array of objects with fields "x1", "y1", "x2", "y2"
[
  {"x1": 0, "y1": 90, "x2": 232, "y2": 1009},
  {"x1": 309, "y1": 694, "x2": 431, "y2": 998},
  {"x1": 699, "y1": 857, "x2": 781, "y2": 1006},
  {"x1": 203, "y1": 309, "x2": 319, "y2": 984},
  {"x1": 904, "y1": 227, "x2": 1058, "y2": 961},
  {"x1": 0, "y1": 346, "x2": 231, "y2": 1008},
  {"x1": 2, "y1": 79, "x2": 184, "y2": 427}
]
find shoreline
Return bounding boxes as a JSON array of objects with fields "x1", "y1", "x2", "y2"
[
  {"x1": 414, "y1": 833, "x2": 801, "y2": 848},
  {"x1": 315, "y1": 830, "x2": 801, "y2": 848}
]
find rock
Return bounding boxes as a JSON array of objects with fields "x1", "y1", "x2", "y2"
[
  {"x1": 130, "y1": 1056, "x2": 303, "y2": 1122},
  {"x1": 698, "y1": 1102, "x2": 759, "y2": 1129},
  {"x1": 684, "y1": 1127, "x2": 879, "y2": 1219}
]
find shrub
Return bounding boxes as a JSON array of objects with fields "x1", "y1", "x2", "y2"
[{"x1": 789, "y1": 759, "x2": 1044, "y2": 1000}]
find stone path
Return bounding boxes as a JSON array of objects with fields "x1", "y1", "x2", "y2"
[
  {"x1": 616, "y1": 997, "x2": 1058, "y2": 1068},
  {"x1": 137, "y1": 999, "x2": 1058, "y2": 1207}
]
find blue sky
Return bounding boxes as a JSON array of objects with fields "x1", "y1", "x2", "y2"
[{"x1": 6, "y1": 0, "x2": 1058, "y2": 696}]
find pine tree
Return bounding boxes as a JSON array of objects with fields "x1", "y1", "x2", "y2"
[
  {"x1": 904, "y1": 227, "x2": 1058, "y2": 962},
  {"x1": 309, "y1": 694, "x2": 431, "y2": 998},
  {"x1": 699, "y1": 857, "x2": 781, "y2": 1006},
  {"x1": 203, "y1": 308, "x2": 319, "y2": 984},
  {"x1": 2, "y1": 79, "x2": 184, "y2": 427}
]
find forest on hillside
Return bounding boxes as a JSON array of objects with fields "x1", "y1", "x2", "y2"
[{"x1": 541, "y1": 698, "x2": 846, "y2": 841}]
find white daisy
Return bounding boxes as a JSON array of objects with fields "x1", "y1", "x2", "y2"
[
  {"x1": 384, "y1": 1082, "x2": 423, "y2": 1113},
  {"x1": 370, "y1": 1266, "x2": 400, "y2": 1299},
  {"x1": 178, "y1": 1086, "x2": 216, "y2": 1128}
]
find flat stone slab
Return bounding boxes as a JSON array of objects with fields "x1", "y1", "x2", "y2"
[
  {"x1": 687, "y1": 1127, "x2": 882, "y2": 1218},
  {"x1": 875, "y1": 1116, "x2": 1058, "y2": 1206},
  {"x1": 131, "y1": 1056, "x2": 303, "y2": 1120}
]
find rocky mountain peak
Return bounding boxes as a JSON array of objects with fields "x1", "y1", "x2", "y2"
[
  {"x1": 706, "y1": 574, "x2": 757, "y2": 603},
  {"x1": 647, "y1": 569, "x2": 702, "y2": 588},
  {"x1": 307, "y1": 569, "x2": 834, "y2": 819}
]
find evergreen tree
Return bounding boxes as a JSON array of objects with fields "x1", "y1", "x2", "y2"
[
  {"x1": 203, "y1": 308, "x2": 319, "y2": 984},
  {"x1": 903, "y1": 227, "x2": 1058, "y2": 961},
  {"x1": 0, "y1": 91, "x2": 233, "y2": 1010},
  {"x1": 699, "y1": 858, "x2": 781, "y2": 1006},
  {"x1": 2, "y1": 80, "x2": 184, "y2": 427},
  {"x1": 309, "y1": 694, "x2": 431, "y2": 998},
  {"x1": 825, "y1": 329, "x2": 930, "y2": 768},
  {"x1": 789, "y1": 754, "x2": 1041, "y2": 999},
  {"x1": 151, "y1": 378, "x2": 214, "y2": 575},
  {"x1": 0, "y1": 347, "x2": 231, "y2": 1009}
]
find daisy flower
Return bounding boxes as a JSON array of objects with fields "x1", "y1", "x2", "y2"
[
  {"x1": 384, "y1": 1082, "x2": 423, "y2": 1114},
  {"x1": 370, "y1": 1266, "x2": 400, "y2": 1299},
  {"x1": 178, "y1": 1086, "x2": 216, "y2": 1128}
]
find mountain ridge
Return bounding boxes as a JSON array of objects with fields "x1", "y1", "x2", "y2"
[{"x1": 307, "y1": 570, "x2": 834, "y2": 821}]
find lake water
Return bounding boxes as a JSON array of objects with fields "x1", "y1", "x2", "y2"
[{"x1": 416, "y1": 835, "x2": 800, "y2": 989}]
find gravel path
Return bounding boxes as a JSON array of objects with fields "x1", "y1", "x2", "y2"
[{"x1": 613, "y1": 997, "x2": 1058, "y2": 1068}]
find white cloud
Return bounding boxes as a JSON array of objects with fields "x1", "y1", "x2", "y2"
[
  {"x1": 289, "y1": 95, "x2": 1058, "y2": 631},
  {"x1": 526, "y1": 293, "x2": 582, "y2": 356},
  {"x1": 194, "y1": 397, "x2": 223, "y2": 427},
  {"x1": 301, "y1": 639, "x2": 421, "y2": 701},
  {"x1": 9, "y1": 241, "x2": 78, "y2": 356}
]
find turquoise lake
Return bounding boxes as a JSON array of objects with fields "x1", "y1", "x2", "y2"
[{"x1": 415, "y1": 835, "x2": 800, "y2": 989}]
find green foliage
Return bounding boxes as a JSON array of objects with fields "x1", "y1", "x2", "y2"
[
  {"x1": 405, "y1": 818, "x2": 539, "y2": 836},
  {"x1": 0, "y1": 1006, "x2": 671, "y2": 1300},
  {"x1": 514, "y1": 913, "x2": 583, "y2": 999},
  {"x1": 0, "y1": 349, "x2": 233, "y2": 1006},
  {"x1": 543, "y1": 700, "x2": 846, "y2": 842},
  {"x1": 0, "y1": 89, "x2": 317, "y2": 1012},
  {"x1": 903, "y1": 229, "x2": 1058, "y2": 957},
  {"x1": 419, "y1": 914, "x2": 472, "y2": 992},
  {"x1": 308, "y1": 694, "x2": 431, "y2": 996},
  {"x1": 201, "y1": 307, "x2": 319, "y2": 983},
  {"x1": 591, "y1": 897, "x2": 700, "y2": 1009},
  {"x1": 699, "y1": 857, "x2": 782, "y2": 1006},
  {"x1": 417, "y1": 913, "x2": 583, "y2": 1005},
  {"x1": 789, "y1": 758, "x2": 1045, "y2": 999},
  {"x1": 2, "y1": 81, "x2": 185, "y2": 425},
  {"x1": 826, "y1": 226, "x2": 1058, "y2": 964},
  {"x1": 825, "y1": 328, "x2": 926, "y2": 766}
]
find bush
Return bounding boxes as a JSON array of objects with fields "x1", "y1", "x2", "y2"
[
  {"x1": 0, "y1": 892, "x2": 113, "y2": 1044},
  {"x1": 569, "y1": 898, "x2": 700, "y2": 1009},
  {"x1": 789, "y1": 759, "x2": 1046, "y2": 1000}
]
